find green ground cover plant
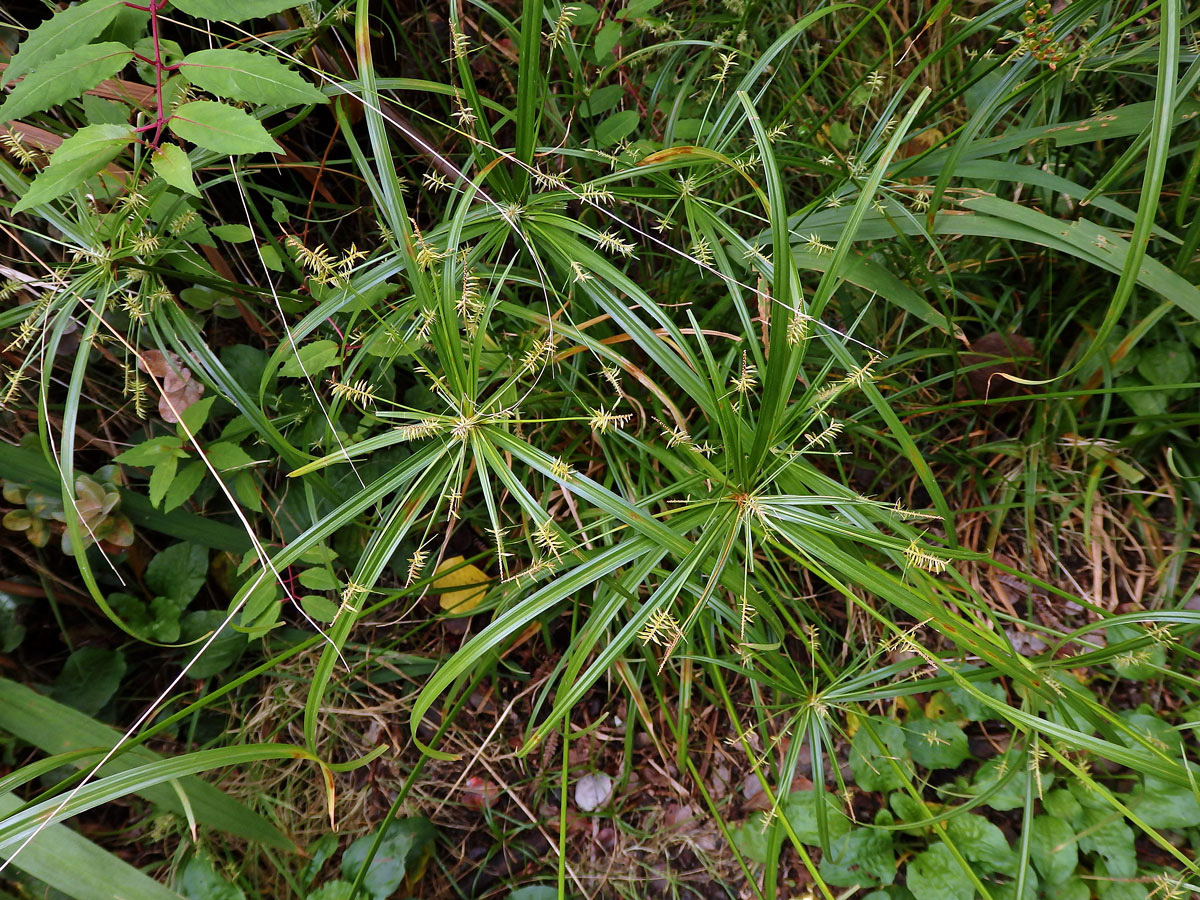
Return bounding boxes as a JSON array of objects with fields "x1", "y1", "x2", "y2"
[{"x1": 1, "y1": 1, "x2": 1199, "y2": 899}]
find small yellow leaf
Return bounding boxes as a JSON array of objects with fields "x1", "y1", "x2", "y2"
[{"x1": 434, "y1": 555, "x2": 489, "y2": 613}]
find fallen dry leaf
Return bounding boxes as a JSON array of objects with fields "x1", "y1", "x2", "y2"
[
  {"x1": 433, "y1": 555, "x2": 490, "y2": 613},
  {"x1": 137, "y1": 349, "x2": 204, "y2": 423}
]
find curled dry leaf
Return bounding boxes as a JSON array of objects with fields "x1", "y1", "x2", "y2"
[{"x1": 137, "y1": 349, "x2": 204, "y2": 423}]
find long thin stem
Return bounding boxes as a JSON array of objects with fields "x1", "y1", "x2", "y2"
[{"x1": 124, "y1": 0, "x2": 172, "y2": 149}]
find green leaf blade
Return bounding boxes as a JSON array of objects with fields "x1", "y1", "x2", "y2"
[
  {"x1": 168, "y1": 101, "x2": 281, "y2": 156},
  {"x1": 0, "y1": 42, "x2": 133, "y2": 122},
  {"x1": 2, "y1": 0, "x2": 126, "y2": 87},
  {"x1": 171, "y1": 0, "x2": 301, "y2": 21},
  {"x1": 12, "y1": 123, "x2": 134, "y2": 214},
  {"x1": 152, "y1": 142, "x2": 200, "y2": 196},
  {"x1": 179, "y1": 49, "x2": 326, "y2": 107}
]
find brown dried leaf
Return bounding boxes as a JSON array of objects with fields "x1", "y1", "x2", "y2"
[
  {"x1": 137, "y1": 349, "x2": 204, "y2": 423},
  {"x1": 958, "y1": 332, "x2": 1037, "y2": 402}
]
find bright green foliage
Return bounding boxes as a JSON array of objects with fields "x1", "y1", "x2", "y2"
[
  {"x1": 907, "y1": 843, "x2": 971, "y2": 900},
  {"x1": 168, "y1": 101, "x2": 281, "y2": 155},
  {"x1": 782, "y1": 789, "x2": 852, "y2": 845},
  {"x1": 170, "y1": 0, "x2": 300, "y2": 21},
  {"x1": 179, "y1": 50, "x2": 327, "y2": 107},
  {"x1": 0, "y1": 43, "x2": 132, "y2": 122},
  {"x1": 2, "y1": 1, "x2": 1200, "y2": 899},
  {"x1": 850, "y1": 718, "x2": 910, "y2": 791},
  {"x1": 12, "y1": 123, "x2": 134, "y2": 213},
  {"x1": 1030, "y1": 815, "x2": 1078, "y2": 885},
  {"x1": 279, "y1": 340, "x2": 341, "y2": 377},
  {"x1": 152, "y1": 144, "x2": 200, "y2": 197},
  {"x1": 1, "y1": 0, "x2": 125, "y2": 86},
  {"x1": 905, "y1": 719, "x2": 971, "y2": 770},
  {"x1": 944, "y1": 813, "x2": 1015, "y2": 875},
  {"x1": 339, "y1": 819, "x2": 435, "y2": 900}
]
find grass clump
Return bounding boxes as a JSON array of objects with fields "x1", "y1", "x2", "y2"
[{"x1": 1, "y1": 1, "x2": 1199, "y2": 899}]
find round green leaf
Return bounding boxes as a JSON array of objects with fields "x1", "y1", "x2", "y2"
[
  {"x1": 905, "y1": 718, "x2": 970, "y2": 770},
  {"x1": 52, "y1": 648, "x2": 126, "y2": 715},
  {"x1": 907, "y1": 843, "x2": 972, "y2": 900},
  {"x1": 1030, "y1": 815, "x2": 1078, "y2": 885}
]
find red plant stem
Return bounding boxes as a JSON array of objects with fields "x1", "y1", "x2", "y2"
[{"x1": 124, "y1": 0, "x2": 172, "y2": 149}]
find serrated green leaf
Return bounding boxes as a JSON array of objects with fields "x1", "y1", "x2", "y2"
[
  {"x1": 162, "y1": 460, "x2": 206, "y2": 513},
  {"x1": 205, "y1": 441, "x2": 256, "y2": 472},
  {"x1": 168, "y1": 101, "x2": 280, "y2": 156},
  {"x1": 149, "y1": 453, "x2": 179, "y2": 508},
  {"x1": 179, "y1": 49, "x2": 326, "y2": 107},
  {"x1": 594, "y1": 109, "x2": 638, "y2": 147},
  {"x1": 170, "y1": 0, "x2": 300, "y2": 22},
  {"x1": 152, "y1": 142, "x2": 200, "y2": 196},
  {"x1": 237, "y1": 576, "x2": 280, "y2": 626},
  {"x1": 233, "y1": 470, "x2": 262, "y2": 512},
  {"x1": 82, "y1": 94, "x2": 129, "y2": 125},
  {"x1": 0, "y1": 42, "x2": 132, "y2": 122},
  {"x1": 12, "y1": 123, "x2": 134, "y2": 213},
  {"x1": 115, "y1": 435, "x2": 186, "y2": 467},
  {"x1": 3, "y1": 0, "x2": 126, "y2": 87}
]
